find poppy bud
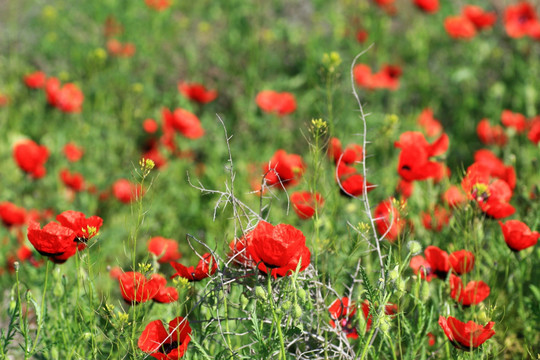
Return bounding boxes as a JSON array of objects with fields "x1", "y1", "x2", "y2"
[
  {"x1": 240, "y1": 293, "x2": 249, "y2": 309},
  {"x1": 298, "y1": 288, "x2": 307, "y2": 303},
  {"x1": 407, "y1": 241, "x2": 422, "y2": 256},
  {"x1": 293, "y1": 304, "x2": 303, "y2": 319},
  {"x1": 379, "y1": 315, "x2": 391, "y2": 333},
  {"x1": 421, "y1": 281, "x2": 431, "y2": 301},
  {"x1": 388, "y1": 265, "x2": 399, "y2": 281},
  {"x1": 255, "y1": 286, "x2": 267, "y2": 301},
  {"x1": 282, "y1": 300, "x2": 292, "y2": 311}
]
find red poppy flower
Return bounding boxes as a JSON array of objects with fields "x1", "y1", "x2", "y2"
[
  {"x1": 410, "y1": 246, "x2": 449, "y2": 281},
  {"x1": 27, "y1": 220, "x2": 76, "y2": 257},
  {"x1": 150, "y1": 274, "x2": 179, "y2": 304},
  {"x1": 255, "y1": 90, "x2": 296, "y2": 116},
  {"x1": 504, "y1": 1, "x2": 538, "y2": 38},
  {"x1": 327, "y1": 137, "x2": 343, "y2": 163},
  {"x1": 476, "y1": 119, "x2": 508, "y2": 146},
  {"x1": 242, "y1": 221, "x2": 310, "y2": 278},
  {"x1": 461, "y1": 163, "x2": 515, "y2": 219},
  {"x1": 228, "y1": 238, "x2": 252, "y2": 267},
  {"x1": 413, "y1": 0, "x2": 439, "y2": 13},
  {"x1": 0, "y1": 202, "x2": 27, "y2": 227},
  {"x1": 328, "y1": 297, "x2": 360, "y2": 339},
  {"x1": 56, "y1": 83, "x2": 84, "y2": 113},
  {"x1": 162, "y1": 107, "x2": 204, "y2": 139},
  {"x1": 142, "y1": 119, "x2": 159, "y2": 134},
  {"x1": 396, "y1": 179, "x2": 414, "y2": 199},
  {"x1": 60, "y1": 169, "x2": 85, "y2": 192},
  {"x1": 418, "y1": 108, "x2": 443, "y2": 137},
  {"x1": 16, "y1": 245, "x2": 41, "y2": 267},
  {"x1": 449, "y1": 274, "x2": 490, "y2": 306},
  {"x1": 13, "y1": 139, "x2": 50, "y2": 179},
  {"x1": 0, "y1": 94, "x2": 9, "y2": 107},
  {"x1": 144, "y1": 0, "x2": 171, "y2": 11},
  {"x1": 353, "y1": 64, "x2": 373, "y2": 89},
  {"x1": 370, "y1": 64, "x2": 402, "y2": 90},
  {"x1": 106, "y1": 39, "x2": 136, "y2": 57},
  {"x1": 170, "y1": 253, "x2": 217, "y2": 281},
  {"x1": 449, "y1": 250, "x2": 475, "y2": 274},
  {"x1": 118, "y1": 271, "x2": 162, "y2": 303},
  {"x1": 104, "y1": 16, "x2": 123, "y2": 38},
  {"x1": 462, "y1": 5, "x2": 497, "y2": 30},
  {"x1": 499, "y1": 220, "x2": 539, "y2": 251},
  {"x1": 112, "y1": 179, "x2": 143, "y2": 203},
  {"x1": 138, "y1": 317, "x2": 191, "y2": 359},
  {"x1": 56, "y1": 210, "x2": 103, "y2": 243},
  {"x1": 528, "y1": 117, "x2": 540, "y2": 144},
  {"x1": 421, "y1": 205, "x2": 451, "y2": 232},
  {"x1": 438, "y1": 316, "x2": 495, "y2": 350},
  {"x1": 178, "y1": 82, "x2": 218, "y2": 104},
  {"x1": 142, "y1": 146, "x2": 168, "y2": 169},
  {"x1": 263, "y1": 149, "x2": 306, "y2": 188},
  {"x1": 148, "y1": 237, "x2": 182, "y2": 263},
  {"x1": 24, "y1": 71, "x2": 47, "y2": 89},
  {"x1": 473, "y1": 149, "x2": 516, "y2": 190},
  {"x1": 290, "y1": 191, "x2": 324, "y2": 219},
  {"x1": 442, "y1": 185, "x2": 467, "y2": 208},
  {"x1": 374, "y1": 198, "x2": 406, "y2": 242},
  {"x1": 45, "y1": 77, "x2": 61, "y2": 106},
  {"x1": 356, "y1": 29, "x2": 368, "y2": 43},
  {"x1": 63, "y1": 142, "x2": 84, "y2": 162},
  {"x1": 395, "y1": 131, "x2": 449, "y2": 182},
  {"x1": 109, "y1": 266, "x2": 123, "y2": 280},
  {"x1": 335, "y1": 162, "x2": 375, "y2": 198},
  {"x1": 444, "y1": 16, "x2": 476, "y2": 39},
  {"x1": 501, "y1": 110, "x2": 527, "y2": 133}
]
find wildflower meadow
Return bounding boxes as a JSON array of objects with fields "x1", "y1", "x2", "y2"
[{"x1": 1, "y1": 0, "x2": 539, "y2": 359}]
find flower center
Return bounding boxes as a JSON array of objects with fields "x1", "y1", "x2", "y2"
[
  {"x1": 161, "y1": 341, "x2": 179, "y2": 354},
  {"x1": 471, "y1": 183, "x2": 490, "y2": 202}
]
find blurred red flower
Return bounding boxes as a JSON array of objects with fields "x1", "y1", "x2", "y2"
[
  {"x1": 417, "y1": 108, "x2": 442, "y2": 137},
  {"x1": 504, "y1": 1, "x2": 538, "y2": 38},
  {"x1": 63, "y1": 142, "x2": 84, "y2": 162},
  {"x1": 24, "y1": 71, "x2": 47, "y2": 89},
  {"x1": 243, "y1": 221, "x2": 310, "y2": 278},
  {"x1": 442, "y1": 185, "x2": 467, "y2": 208},
  {"x1": 501, "y1": 110, "x2": 527, "y2": 132},
  {"x1": 255, "y1": 90, "x2": 297, "y2": 116},
  {"x1": 170, "y1": 253, "x2": 217, "y2": 281},
  {"x1": 263, "y1": 149, "x2": 306, "y2": 189},
  {"x1": 56, "y1": 83, "x2": 84, "y2": 113},
  {"x1": 178, "y1": 82, "x2": 218, "y2": 104},
  {"x1": 444, "y1": 16, "x2": 476, "y2": 39},
  {"x1": 448, "y1": 250, "x2": 475, "y2": 274},
  {"x1": 438, "y1": 316, "x2": 495, "y2": 350},
  {"x1": 356, "y1": 29, "x2": 369, "y2": 43},
  {"x1": 449, "y1": 274, "x2": 490, "y2": 306},
  {"x1": 112, "y1": 179, "x2": 143, "y2": 203},
  {"x1": 138, "y1": 317, "x2": 191, "y2": 359},
  {"x1": 290, "y1": 191, "x2": 324, "y2": 219},
  {"x1": 144, "y1": 0, "x2": 171, "y2": 11},
  {"x1": 421, "y1": 205, "x2": 451, "y2": 232},
  {"x1": 499, "y1": 220, "x2": 539, "y2": 251},
  {"x1": 528, "y1": 117, "x2": 540, "y2": 144},
  {"x1": 0, "y1": 202, "x2": 27, "y2": 227},
  {"x1": 353, "y1": 64, "x2": 373, "y2": 89},
  {"x1": 150, "y1": 274, "x2": 179, "y2": 303},
  {"x1": 413, "y1": 0, "x2": 439, "y2": 13},
  {"x1": 427, "y1": 332, "x2": 436, "y2": 346},
  {"x1": 462, "y1": 5, "x2": 497, "y2": 30},
  {"x1": 118, "y1": 271, "x2": 162, "y2": 303},
  {"x1": 60, "y1": 169, "x2": 85, "y2": 192},
  {"x1": 148, "y1": 237, "x2": 182, "y2": 263},
  {"x1": 473, "y1": 149, "x2": 516, "y2": 190},
  {"x1": 143, "y1": 119, "x2": 159, "y2": 134},
  {"x1": 104, "y1": 16, "x2": 123, "y2": 38},
  {"x1": 476, "y1": 119, "x2": 508, "y2": 146},
  {"x1": 395, "y1": 131, "x2": 449, "y2": 182},
  {"x1": 162, "y1": 107, "x2": 205, "y2": 139},
  {"x1": 374, "y1": 198, "x2": 406, "y2": 242},
  {"x1": 106, "y1": 39, "x2": 136, "y2": 57},
  {"x1": 396, "y1": 179, "x2": 414, "y2": 199},
  {"x1": 13, "y1": 139, "x2": 49, "y2": 179},
  {"x1": 370, "y1": 64, "x2": 402, "y2": 90}
]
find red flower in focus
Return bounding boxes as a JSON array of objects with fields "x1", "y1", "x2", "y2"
[
  {"x1": 13, "y1": 140, "x2": 49, "y2": 179},
  {"x1": 290, "y1": 191, "x2": 324, "y2": 219},
  {"x1": 504, "y1": 1, "x2": 538, "y2": 38},
  {"x1": 170, "y1": 253, "x2": 217, "y2": 281},
  {"x1": 143, "y1": 119, "x2": 159, "y2": 134},
  {"x1": 418, "y1": 108, "x2": 443, "y2": 137},
  {"x1": 501, "y1": 110, "x2": 527, "y2": 133},
  {"x1": 499, "y1": 220, "x2": 539, "y2": 251},
  {"x1": 473, "y1": 149, "x2": 516, "y2": 190},
  {"x1": 56, "y1": 83, "x2": 84, "y2": 113},
  {"x1": 328, "y1": 297, "x2": 360, "y2": 339},
  {"x1": 336, "y1": 162, "x2": 375, "y2": 198},
  {"x1": 263, "y1": 149, "x2": 306, "y2": 189},
  {"x1": 255, "y1": 90, "x2": 297, "y2": 116},
  {"x1": 413, "y1": 0, "x2": 439, "y2": 13},
  {"x1": 421, "y1": 205, "x2": 451, "y2": 232},
  {"x1": 374, "y1": 198, "x2": 406, "y2": 242},
  {"x1": 448, "y1": 250, "x2": 475, "y2": 274},
  {"x1": 0, "y1": 202, "x2": 27, "y2": 227},
  {"x1": 462, "y1": 5, "x2": 497, "y2": 30},
  {"x1": 410, "y1": 245, "x2": 450, "y2": 281},
  {"x1": 395, "y1": 131, "x2": 449, "y2": 182},
  {"x1": 56, "y1": 210, "x2": 103, "y2": 243},
  {"x1": 461, "y1": 163, "x2": 515, "y2": 219},
  {"x1": 144, "y1": 0, "x2": 171, "y2": 11},
  {"x1": 60, "y1": 169, "x2": 85, "y2": 192},
  {"x1": 442, "y1": 185, "x2": 467, "y2": 208},
  {"x1": 148, "y1": 237, "x2": 182, "y2": 263},
  {"x1": 228, "y1": 238, "x2": 251, "y2": 267},
  {"x1": 150, "y1": 274, "x2": 179, "y2": 304},
  {"x1": 476, "y1": 119, "x2": 508, "y2": 146},
  {"x1": 63, "y1": 142, "x2": 84, "y2": 162},
  {"x1": 444, "y1": 16, "x2": 476, "y2": 39},
  {"x1": 162, "y1": 107, "x2": 204, "y2": 139},
  {"x1": 449, "y1": 274, "x2": 490, "y2": 306},
  {"x1": 138, "y1": 317, "x2": 191, "y2": 359},
  {"x1": 242, "y1": 221, "x2": 310, "y2": 278},
  {"x1": 438, "y1": 316, "x2": 495, "y2": 350},
  {"x1": 178, "y1": 82, "x2": 218, "y2": 104},
  {"x1": 24, "y1": 71, "x2": 47, "y2": 89},
  {"x1": 118, "y1": 271, "x2": 162, "y2": 303},
  {"x1": 112, "y1": 179, "x2": 143, "y2": 203},
  {"x1": 27, "y1": 220, "x2": 76, "y2": 257},
  {"x1": 106, "y1": 39, "x2": 136, "y2": 57}
]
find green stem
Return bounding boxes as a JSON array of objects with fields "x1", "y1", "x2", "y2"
[
  {"x1": 29, "y1": 260, "x2": 51, "y2": 356},
  {"x1": 268, "y1": 276, "x2": 286, "y2": 360}
]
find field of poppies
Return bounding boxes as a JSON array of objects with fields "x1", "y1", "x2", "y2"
[{"x1": 1, "y1": 0, "x2": 539, "y2": 359}]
